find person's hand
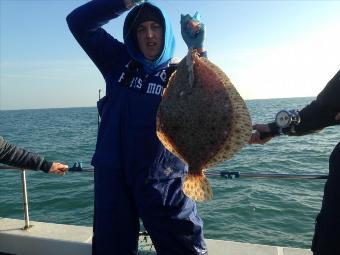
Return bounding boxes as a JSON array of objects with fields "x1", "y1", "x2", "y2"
[
  {"x1": 48, "y1": 162, "x2": 68, "y2": 176},
  {"x1": 124, "y1": 0, "x2": 144, "y2": 9},
  {"x1": 249, "y1": 124, "x2": 273, "y2": 145},
  {"x1": 181, "y1": 12, "x2": 205, "y2": 50},
  {"x1": 335, "y1": 113, "x2": 340, "y2": 121}
]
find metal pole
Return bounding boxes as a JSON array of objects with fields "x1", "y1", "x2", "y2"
[{"x1": 21, "y1": 169, "x2": 31, "y2": 230}]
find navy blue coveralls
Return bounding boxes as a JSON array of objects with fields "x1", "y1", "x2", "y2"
[{"x1": 67, "y1": 1, "x2": 207, "y2": 254}]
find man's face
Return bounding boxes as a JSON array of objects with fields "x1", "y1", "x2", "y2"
[{"x1": 136, "y1": 21, "x2": 164, "y2": 61}]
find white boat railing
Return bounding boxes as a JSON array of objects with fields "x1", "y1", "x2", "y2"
[
  {"x1": 20, "y1": 169, "x2": 31, "y2": 230},
  {"x1": 0, "y1": 163, "x2": 328, "y2": 232}
]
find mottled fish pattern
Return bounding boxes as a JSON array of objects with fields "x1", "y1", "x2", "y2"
[{"x1": 157, "y1": 50, "x2": 252, "y2": 201}]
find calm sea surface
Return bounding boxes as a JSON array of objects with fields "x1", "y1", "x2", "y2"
[{"x1": 1, "y1": 97, "x2": 338, "y2": 249}]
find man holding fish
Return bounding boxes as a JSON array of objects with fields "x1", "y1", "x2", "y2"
[{"x1": 67, "y1": 0, "x2": 210, "y2": 254}]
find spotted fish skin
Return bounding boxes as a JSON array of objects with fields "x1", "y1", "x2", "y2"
[{"x1": 157, "y1": 50, "x2": 252, "y2": 201}]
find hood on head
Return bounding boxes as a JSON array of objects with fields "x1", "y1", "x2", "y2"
[{"x1": 123, "y1": 2, "x2": 175, "y2": 74}]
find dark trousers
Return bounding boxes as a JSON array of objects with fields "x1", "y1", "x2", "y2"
[
  {"x1": 312, "y1": 142, "x2": 340, "y2": 255},
  {"x1": 92, "y1": 166, "x2": 207, "y2": 255}
]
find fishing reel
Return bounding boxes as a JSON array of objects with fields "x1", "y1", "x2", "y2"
[
  {"x1": 258, "y1": 109, "x2": 301, "y2": 139},
  {"x1": 274, "y1": 109, "x2": 301, "y2": 134}
]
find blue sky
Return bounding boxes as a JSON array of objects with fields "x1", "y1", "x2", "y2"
[{"x1": 1, "y1": 0, "x2": 340, "y2": 110}]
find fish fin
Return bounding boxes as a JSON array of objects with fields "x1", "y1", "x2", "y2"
[{"x1": 183, "y1": 174, "x2": 213, "y2": 201}]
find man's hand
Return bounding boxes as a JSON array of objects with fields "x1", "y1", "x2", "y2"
[
  {"x1": 48, "y1": 162, "x2": 68, "y2": 176},
  {"x1": 249, "y1": 124, "x2": 273, "y2": 145},
  {"x1": 181, "y1": 12, "x2": 205, "y2": 50}
]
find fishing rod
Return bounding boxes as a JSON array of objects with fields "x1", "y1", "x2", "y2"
[
  {"x1": 0, "y1": 162, "x2": 94, "y2": 172},
  {"x1": 0, "y1": 163, "x2": 328, "y2": 179},
  {"x1": 208, "y1": 171, "x2": 328, "y2": 180}
]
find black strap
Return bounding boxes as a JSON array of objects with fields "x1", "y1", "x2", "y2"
[
  {"x1": 122, "y1": 60, "x2": 177, "y2": 88},
  {"x1": 123, "y1": 60, "x2": 142, "y2": 87}
]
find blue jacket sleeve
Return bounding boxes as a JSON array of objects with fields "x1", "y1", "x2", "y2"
[{"x1": 66, "y1": 0, "x2": 129, "y2": 75}]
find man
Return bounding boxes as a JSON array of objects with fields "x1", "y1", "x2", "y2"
[
  {"x1": 250, "y1": 70, "x2": 340, "y2": 255},
  {"x1": 0, "y1": 136, "x2": 68, "y2": 175},
  {"x1": 67, "y1": 0, "x2": 208, "y2": 254}
]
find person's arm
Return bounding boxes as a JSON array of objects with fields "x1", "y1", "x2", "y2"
[
  {"x1": 290, "y1": 71, "x2": 340, "y2": 135},
  {"x1": 0, "y1": 136, "x2": 67, "y2": 174},
  {"x1": 66, "y1": 0, "x2": 131, "y2": 74},
  {"x1": 250, "y1": 70, "x2": 340, "y2": 144},
  {"x1": 250, "y1": 100, "x2": 340, "y2": 144},
  {"x1": 290, "y1": 101, "x2": 339, "y2": 136},
  {"x1": 316, "y1": 69, "x2": 340, "y2": 112},
  {"x1": 278, "y1": 70, "x2": 340, "y2": 135}
]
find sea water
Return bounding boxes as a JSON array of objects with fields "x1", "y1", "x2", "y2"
[{"x1": 0, "y1": 97, "x2": 338, "y2": 249}]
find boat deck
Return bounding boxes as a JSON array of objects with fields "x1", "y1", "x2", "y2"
[{"x1": 0, "y1": 217, "x2": 312, "y2": 255}]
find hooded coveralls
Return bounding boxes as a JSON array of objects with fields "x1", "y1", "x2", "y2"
[{"x1": 67, "y1": 1, "x2": 207, "y2": 254}]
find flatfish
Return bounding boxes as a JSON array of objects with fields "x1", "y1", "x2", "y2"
[{"x1": 156, "y1": 50, "x2": 252, "y2": 201}]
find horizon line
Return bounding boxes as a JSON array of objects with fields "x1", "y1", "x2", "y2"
[{"x1": 0, "y1": 96, "x2": 315, "y2": 111}]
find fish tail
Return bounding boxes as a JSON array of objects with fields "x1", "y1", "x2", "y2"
[{"x1": 183, "y1": 173, "x2": 213, "y2": 201}]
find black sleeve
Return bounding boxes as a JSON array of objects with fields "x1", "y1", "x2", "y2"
[
  {"x1": 290, "y1": 70, "x2": 340, "y2": 135},
  {"x1": 291, "y1": 100, "x2": 340, "y2": 136},
  {"x1": 267, "y1": 70, "x2": 340, "y2": 136},
  {"x1": 316, "y1": 69, "x2": 340, "y2": 112},
  {"x1": 0, "y1": 136, "x2": 52, "y2": 172}
]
